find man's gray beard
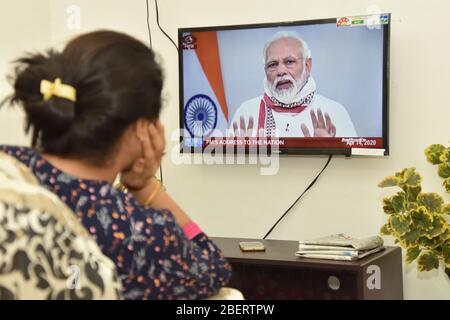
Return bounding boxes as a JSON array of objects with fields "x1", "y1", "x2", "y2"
[{"x1": 264, "y1": 71, "x2": 308, "y2": 105}]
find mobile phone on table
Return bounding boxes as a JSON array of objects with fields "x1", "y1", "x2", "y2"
[{"x1": 239, "y1": 241, "x2": 265, "y2": 252}]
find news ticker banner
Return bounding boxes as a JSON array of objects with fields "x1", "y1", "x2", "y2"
[{"x1": 196, "y1": 137, "x2": 384, "y2": 149}]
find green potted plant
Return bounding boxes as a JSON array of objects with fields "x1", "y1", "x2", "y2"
[{"x1": 378, "y1": 143, "x2": 450, "y2": 278}]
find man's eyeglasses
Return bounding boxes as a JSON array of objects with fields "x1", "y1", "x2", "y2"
[{"x1": 264, "y1": 57, "x2": 304, "y2": 72}]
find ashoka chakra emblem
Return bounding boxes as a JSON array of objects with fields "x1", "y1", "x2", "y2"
[{"x1": 184, "y1": 94, "x2": 218, "y2": 137}]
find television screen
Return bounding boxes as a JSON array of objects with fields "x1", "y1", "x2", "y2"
[{"x1": 178, "y1": 14, "x2": 390, "y2": 156}]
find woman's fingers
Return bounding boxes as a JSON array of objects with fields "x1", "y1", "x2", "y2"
[
  {"x1": 155, "y1": 120, "x2": 166, "y2": 151},
  {"x1": 132, "y1": 158, "x2": 145, "y2": 173},
  {"x1": 155, "y1": 119, "x2": 164, "y2": 135},
  {"x1": 141, "y1": 126, "x2": 155, "y2": 174},
  {"x1": 149, "y1": 121, "x2": 165, "y2": 156}
]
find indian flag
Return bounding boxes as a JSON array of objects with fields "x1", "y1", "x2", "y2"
[{"x1": 182, "y1": 31, "x2": 229, "y2": 138}]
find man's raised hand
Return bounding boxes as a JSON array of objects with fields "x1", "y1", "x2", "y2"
[
  {"x1": 301, "y1": 108, "x2": 336, "y2": 137},
  {"x1": 232, "y1": 116, "x2": 254, "y2": 137}
]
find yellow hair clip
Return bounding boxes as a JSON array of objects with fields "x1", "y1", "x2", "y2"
[{"x1": 40, "y1": 78, "x2": 76, "y2": 102}]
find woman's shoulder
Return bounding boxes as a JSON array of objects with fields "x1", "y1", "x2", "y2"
[
  {"x1": 0, "y1": 145, "x2": 36, "y2": 158},
  {"x1": 0, "y1": 145, "x2": 44, "y2": 173}
]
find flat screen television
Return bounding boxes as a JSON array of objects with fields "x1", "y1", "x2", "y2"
[{"x1": 178, "y1": 14, "x2": 390, "y2": 156}]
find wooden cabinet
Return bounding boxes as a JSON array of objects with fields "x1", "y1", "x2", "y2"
[{"x1": 212, "y1": 237, "x2": 403, "y2": 300}]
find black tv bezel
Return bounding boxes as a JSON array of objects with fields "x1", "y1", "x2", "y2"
[{"x1": 178, "y1": 14, "x2": 390, "y2": 157}]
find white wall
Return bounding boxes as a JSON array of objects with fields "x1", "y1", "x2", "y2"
[
  {"x1": 3, "y1": 0, "x2": 450, "y2": 299},
  {"x1": 0, "y1": 0, "x2": 51, "y2": 145},
  {"x1": 150, "y1": 0, "x2": 450, "y2": 300}
]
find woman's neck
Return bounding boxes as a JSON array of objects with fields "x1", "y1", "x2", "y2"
[{"x1": 42, "y1": 154, "x2": 119, "y2": 184}]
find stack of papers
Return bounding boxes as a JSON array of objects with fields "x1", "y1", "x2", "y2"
[{"x1": 296, "y1": 234, "x2": 384, "y2": 261}]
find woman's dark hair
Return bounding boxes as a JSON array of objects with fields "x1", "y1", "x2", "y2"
[{"x1": 8, "y1": 30, "x2": 163, "y2": 164}]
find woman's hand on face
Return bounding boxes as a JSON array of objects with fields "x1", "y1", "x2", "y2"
[{"x1": 120, "y1": 120, "x2": 165, "y2": 191}]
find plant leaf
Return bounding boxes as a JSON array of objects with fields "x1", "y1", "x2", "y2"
[
  {"x1": 380, "y1": 223, "x2": 392, "y2": 236},
  {"x1": 404, "y1": 185, "x2": 422, "y2": 202},
  {"x1": 439, "y1": 148, "x2": 450, "y2": 163},
  {"x1": 442, "y1": 203, "x2": 450, "y2": 215},
  {"x1": 417, "y1": 251, "x2": 439, "y2": 272},
  {"x1": 378, "y1": 176, "x2": 401, "y2": 188},
  {"x1": 395, "y1": 168, "x2": 407, "y2": 178},
  {"x1": 403, "y1": 168, "x2": 422, "y2": 186},
  {"x1": 427, "y1": 215, "x2": 446, "y2": 238},
  {"x1": 411, "y1": 207, "x2": 434, "y2": 230},
  {"x1": 403, "y1": 229, "x2": 420, "y2": 246},
  {"x1": 440, "y1": 228, "x2": 450, "y2": 242},
  {"x1": 444, "y1": 178, "x2": 450, "y2": 193},
  {"x1": 419, "y1": 236, "x2": 441, "y2": 249},
  {"x1": 424, "y1": 144, "x2": 445, "y2": 164},
  {"x1": 389, "y1": 214, "x2": 410, "y2": 236},
  {"x1": 391, "y1": 193, "x2": 406, "y2": 213},
  {"x1": 443, "y1": 242, "x2": 450, "y2": 265},
  {"x1": 382, "y1": 197, "x2": 396, "y2": 214},
  {"x1": 382, "y1": 192, "x2": 410, "y2": 214},
  {"x1": 418, "y1": 193, "x2": 444, "y2": 213},
  {"x1": 406, "y1": 246, "x2": 421, "y2": 263},
  {"x1": 407, "y1": 202, "x2": 419, "y2": 211},
  {"x1": 438, "y1": 162, "x2": 450, "y2": 179}
]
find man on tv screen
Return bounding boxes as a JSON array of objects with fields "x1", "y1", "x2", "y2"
[{"x1": 230, "y1": 31, "x2": 358, "y2": 138}]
